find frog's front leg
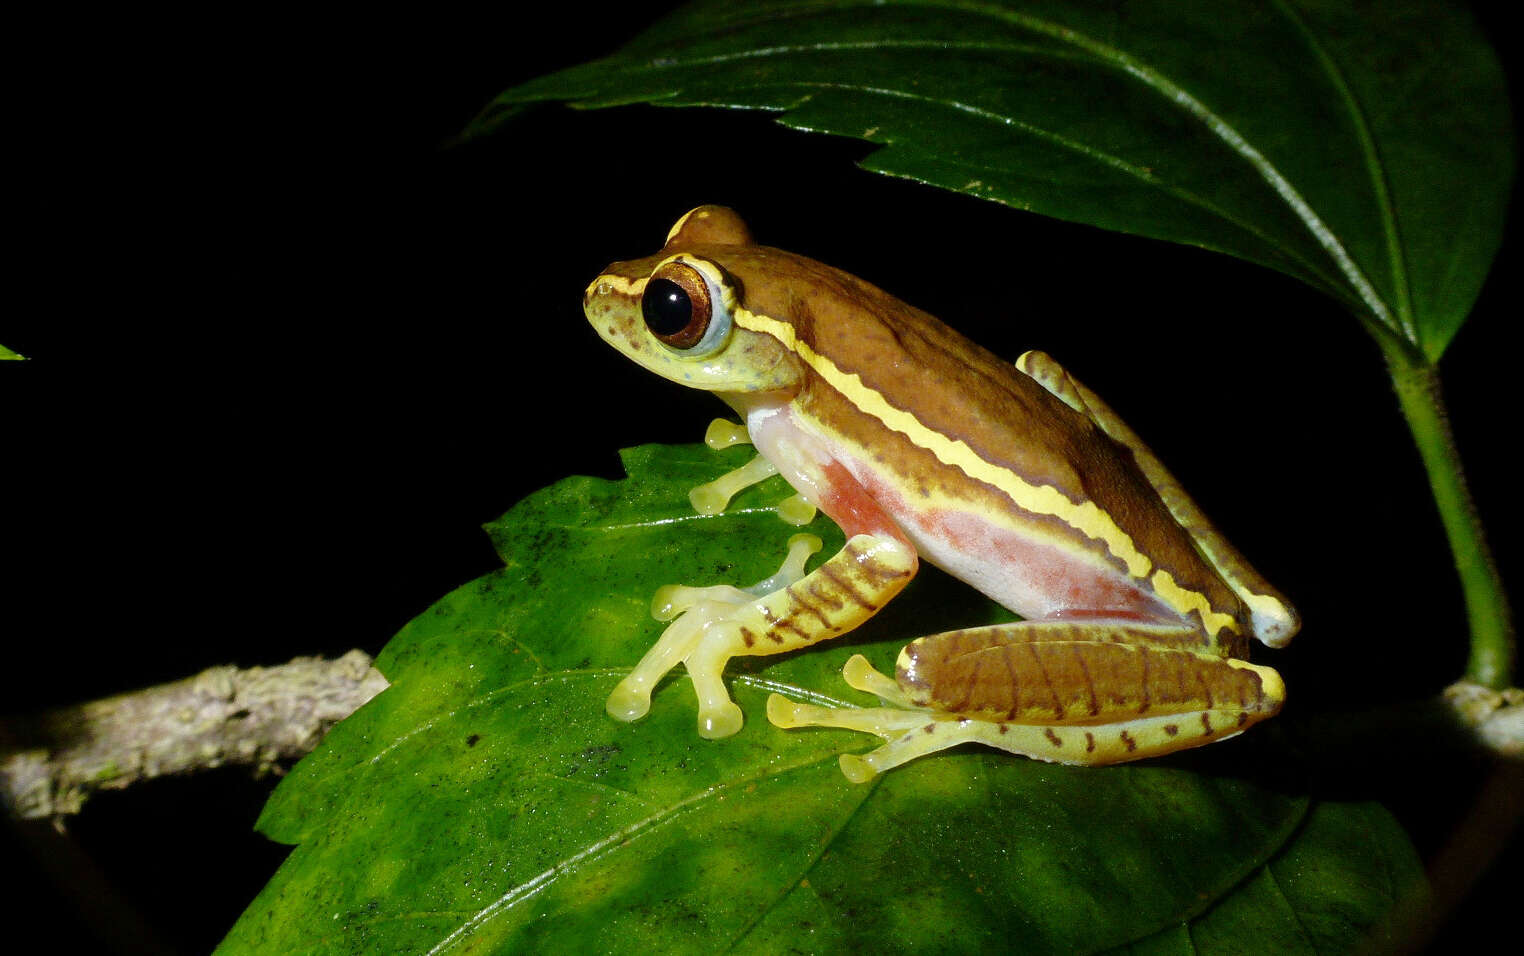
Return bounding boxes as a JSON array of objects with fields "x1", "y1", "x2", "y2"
[
  {"x1": 688, "y1": 419, "x2": 817, "y2": 526},
  {"x1": 609, "y1": 414, "x2": 917, "y2": 737},
  {"x1": 606, "y1": 530, "x2": 916, "y2": 738},
  {"x1": 769, "y1": 621, "x2": 1284, "y2": 781}
]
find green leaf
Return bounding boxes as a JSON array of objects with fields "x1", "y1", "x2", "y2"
[
  {"x1": 477, "y1": 0, "x2": 1513, "y2": 361},
  {"x1": 1112, "y1": 801, "x2": 1428, "y2": 954},
  {"x1": 1, "y1": 342, "x2": 24, "y2": 360},
  {"x1": 220, "y1": 444, "x2": 1420, "y2": 954}
]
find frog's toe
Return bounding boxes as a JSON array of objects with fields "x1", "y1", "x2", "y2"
[
  {"x1": 688, "y1": 452, "x2": 778, "y2": 516},
  {"x1": 841, "y1": 654, "x2": 915, "y2": 707},
  {"x1": 606, "y1": 680, "x2": 652, "y2": 723},
  {"x1": 765, "y1": 693, "x2": 812, "y2": 727},
  {"x1": 698, "y1": 700, "x2": 744, "y2": 739},
  {"x1": 838, "y1": 753, "x2": 877, "y2": 784},
  {"x1": 775, "y1": 493, "x2": 817, "y2": 526}
]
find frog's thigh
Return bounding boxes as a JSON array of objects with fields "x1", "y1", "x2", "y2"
[{"x1": 1017, "y1": 351, "x2": 1299, "y2": 647}]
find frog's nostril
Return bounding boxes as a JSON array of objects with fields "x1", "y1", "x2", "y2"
[{"x1": 583, "y1": 280, "x2": 613, "y2": 306}]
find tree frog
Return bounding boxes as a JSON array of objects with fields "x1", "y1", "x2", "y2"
[{"x1": 584, "y1": 206, "x2": 1298, "y2": 783}]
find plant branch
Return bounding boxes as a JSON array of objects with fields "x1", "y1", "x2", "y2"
[
  {"x1": 1444, "y1": 682, "x2": 1524, "y2": 757},
  {"x1": 0, "y1": 651, "x2": 388, "y2": 822},
  {"x1": 1384, "y1": 346, "x2": 1516, "y2": 689}
]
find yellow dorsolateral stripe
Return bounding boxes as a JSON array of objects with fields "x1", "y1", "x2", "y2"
[{"x1": 733, "y1": 307, "x2": 1238, "y2": 638}]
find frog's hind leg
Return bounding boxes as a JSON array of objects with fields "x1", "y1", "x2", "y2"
[
  {"x1": 899, "y1": 621, "x2": 1285, "y2": 764},
  {"x1": 840, "y1": 652, "x2": 918, "y2": 708},
  {"x1": 771, "y1": 697, "x2": 1275, "y2": 784},
  {"x1": 770, "y1": 659, "x2": 1026, "y2": 784},
  {"x1": 766, "y1": 694, "x2": 933, "y2": 783},
  {"x1": 767, "y1": 699, "x2": 1052, "y2": 784},
  {"x1": 1015, "y1": 350, "x2": 1298, "y2": 648},
  {"x1": 770, "y1": 621, "x2": 1285, "y2": 781},
  {"x1": 770, "y1": 654, "x2": 991, "y2": 783}
]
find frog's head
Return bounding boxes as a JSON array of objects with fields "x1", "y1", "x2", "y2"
[{"x1": 584, "y1": 206, "x2": 802, "y2": 396}]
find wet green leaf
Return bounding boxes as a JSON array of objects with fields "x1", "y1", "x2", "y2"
[
  {"x1": 1, "y1": 342, "x2": 24, "y2": 360},
  {"x1": 220, "y1": 444, "x2": 1420, "y2": 954},
  {"x1": 478, "y1": 0, "x2": 1513, "y2": 360}
]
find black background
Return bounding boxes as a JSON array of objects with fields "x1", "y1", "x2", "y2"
[{"x1": 5, "y1": 3, "x2": 1519, "y2": 953}]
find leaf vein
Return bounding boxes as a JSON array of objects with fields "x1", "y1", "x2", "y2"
[
  {"x1": 926, "y1": 0, "x2": 1396, "y2": 331},
  {"x1": 726, "y1": 767, "x2": 883, "y2": 951},
  {"x1": 655, "y1": 0, "x2": 1397, "y2": 329},
  {"x1": 723, "y1": 76, "x2": 1354, "y2": 296},
  {"x1": 1260, "y1": 861, "x2": 1318, "y2": 952},
  {"x1": 1270, "y1": 0, "x2": 1415, "y2": 341},
  {"x1": 425, "y1": 748, "x2": 852, "y2": 955}
]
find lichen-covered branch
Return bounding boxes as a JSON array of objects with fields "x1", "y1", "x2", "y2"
[{"x1": 0, "y1": 650, "x2": 388, "y2": 821}]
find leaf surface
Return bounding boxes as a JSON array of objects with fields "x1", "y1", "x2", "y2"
[
  {"x1": 219, "y1": 444, "x2": 1421, "y2": 954},
  {"x1": 478, "y1": 0, "x2": 1513, "y2": 359}
]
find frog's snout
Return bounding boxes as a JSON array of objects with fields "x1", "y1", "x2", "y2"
[{"x1": 582, "y1": 277, "x2": 608, "y2": 314}]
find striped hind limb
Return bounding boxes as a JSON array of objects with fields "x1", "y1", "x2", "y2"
[
  {"x1": 769, "y1": 698, "x2": 1278, "y2": 783},
  {"x1": 769, "y1": 621, "x2": 1285, "y2": 781}
]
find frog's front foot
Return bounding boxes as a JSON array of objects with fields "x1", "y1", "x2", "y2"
[
  {"x1": 605, "y1": 594, "x2": 750, "y2": 737},
  {"x1": 606, "y1": 534, "x2": 823, "y2": 738}
]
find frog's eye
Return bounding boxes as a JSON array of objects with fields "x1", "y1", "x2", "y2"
[{"x1": 642, "y1": 259, "x2": 732, "y2": 353}]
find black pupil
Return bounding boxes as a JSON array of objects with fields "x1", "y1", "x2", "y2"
[{"x1": 642, "y1": 278, "x2": 692, "y2": 336}]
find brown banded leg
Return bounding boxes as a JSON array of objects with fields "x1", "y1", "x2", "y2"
[
  {"x1": 895, "y1": 621, "x2": 1234, "y2": 715},
  {"x1": 769, "y1": 620, "x2": 1284, "y2": 781}
]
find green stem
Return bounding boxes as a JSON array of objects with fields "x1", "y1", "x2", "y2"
[{"x1": 1383, "y1": 345, "x2": 1515, "y2": 688}]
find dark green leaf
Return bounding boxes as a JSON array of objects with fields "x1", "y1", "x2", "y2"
[
  {"x1": 1112, "y1": 801, "x2": 1428, "y2": 954},
  {"x1": 219, "y1": 444, "x2": 1419, "y2": 954},
  {"x1": 478, "y1": 0, "x2": 1513, "y2": 360}
]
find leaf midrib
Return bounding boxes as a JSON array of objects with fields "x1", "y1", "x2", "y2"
[
  {"x1": 1270, "y1": 0, "x2": 1415, "y2": 340},
  {"x1": 906, "y1": 0, "x2": 1398, "y2": 334},
  {"x1": 726, "y1": 770, "x2": 882, "y2": 952},
  {"x1": 424, "y1": 745, "x2": 859, "y2": 955},
  {"x1": 610, "y1": 0, "x2": 1409, "y2": 339},
  {"x1": 699, "y1": 74, "x2": 1358, "y2": 301}
]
